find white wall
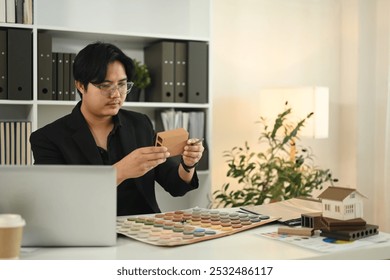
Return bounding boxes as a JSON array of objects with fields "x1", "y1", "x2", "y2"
[
  {"x1": 211, "y1": 0, "x2": 390, "y2": 232},
  {"x1": 211, "y1": 0, "x2": 341, "y2": 197}
]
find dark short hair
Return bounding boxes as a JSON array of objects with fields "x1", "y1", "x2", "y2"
[{"x1": 73, "y1": 42, "x2": 135, "y2": 98}]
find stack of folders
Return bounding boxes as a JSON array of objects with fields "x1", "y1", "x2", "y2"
[
  {"x1": 156, "y1": 109, "x2": 208, "y2": 170},
  {"x1": 37, "y1": 32, "x2": 77, "y2": 101},
  {"x1": 50, "y1": 51, "x2": 78, "y2": 101},
  {"x1": 158, "y1": 109, "x2": 205, "y2": 139},
  {"x1": 144, "y1": 41, "x2": 208, "y2": 104},
  {"x1": 0, "y1": 0, "x2": 33, "y2": 24},
  {"x1": 0, "y1": 121, "x2": 32, "y2": 165}
]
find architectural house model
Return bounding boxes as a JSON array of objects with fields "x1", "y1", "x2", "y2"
[
  {"x1": 317, "y1": 186, "x2": 366, "y2": 220},
  {"x1": 298, "y1": 187, "x2": 377, "y2": 241}
]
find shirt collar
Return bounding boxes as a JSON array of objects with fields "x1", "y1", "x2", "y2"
[{"x1": 112, "y1": 112, "x2": 123, "y2": 133}]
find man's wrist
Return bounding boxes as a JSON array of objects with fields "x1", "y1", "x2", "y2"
[{"x1": 180, "y1": 156, "x2": 198, "y2": 173}]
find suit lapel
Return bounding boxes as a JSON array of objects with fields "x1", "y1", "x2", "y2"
[
  {"x1": 117, "y1": 111, "x2": 153, "y2": 202},
  {"x1": 117, "y1": 110, "x2": 138, "y2": 157}
]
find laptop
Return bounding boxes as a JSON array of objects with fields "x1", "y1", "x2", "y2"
[{"x1": 0, "y1": 165, "x2": 117, "y2": 247}]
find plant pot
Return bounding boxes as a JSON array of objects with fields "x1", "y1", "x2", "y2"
[{"x1": 126, "y1": 86, "x2": 141, "y2": 102}]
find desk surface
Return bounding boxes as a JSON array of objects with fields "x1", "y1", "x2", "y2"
[{"x1": 20, "y1": 224, "x2": 390, "y2": 260}]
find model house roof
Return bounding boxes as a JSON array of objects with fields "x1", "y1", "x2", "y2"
[{"x1": 317, "y1": 186, "x2": 367, "y2": 201}]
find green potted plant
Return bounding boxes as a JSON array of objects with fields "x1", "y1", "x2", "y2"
[
  {"x1": 213, "y1": 103, "x2": 337, "y2": 208},
  {"x1": 126, "y1": 59, "x2": 151, "y2": 101}
]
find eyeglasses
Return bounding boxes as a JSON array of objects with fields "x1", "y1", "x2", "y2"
[{"x1": 92, "y1": 81, "x2": 134, "y2": 97}]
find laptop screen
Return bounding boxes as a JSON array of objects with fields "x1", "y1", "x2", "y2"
[{"x1": 0, "y1": 165, "x2": 117, "y2": 247}]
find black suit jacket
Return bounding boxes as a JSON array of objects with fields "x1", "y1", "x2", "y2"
[{"x1": 30, "y1": 102, "x2": 199, "y2": 215}]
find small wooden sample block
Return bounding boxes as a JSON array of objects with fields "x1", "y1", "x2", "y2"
[
  {"x1": 301, "y1": 212, "x2": 323, "y2": 230},
  {"x1": 278, "y1": 226, "x2": 314, "y2": 237},
  {"x1": 155, "y1": 128, "x2": 189, "y2": 157}
]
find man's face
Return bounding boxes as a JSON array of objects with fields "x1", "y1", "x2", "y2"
[{"x1": 80, "y1": 61, "x2": 127, "y2": 118}]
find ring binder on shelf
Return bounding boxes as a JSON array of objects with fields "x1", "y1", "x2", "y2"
[
  {"x1": 174, "y1": 42, "x2": 187, "y2": 103},
  {"x1": 187, "y1": 41, "x2": 208, "y2": 104},
  {"x1": 7, "y1": 28, "x2": 33, "y2": 100},
  {"x1": 38, "y1": 32, "x2": 53, "y2": 100},
  {"x1": 144, "y1": 41, "x2": 175, "y2": 103},
  {"x1": 0, "y1": 30, "x2": 7, "y2": 99}
]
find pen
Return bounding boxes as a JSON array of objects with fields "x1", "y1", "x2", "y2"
[
  {"x1": 190, "y1": 138, "x2": 204, "y2": 145},
  {"x1": 237, "y1": 210, "x2": 253, "y2": 215},
  {"x1": 239, "y1": 207, "x2": 262, "y2": 215}
]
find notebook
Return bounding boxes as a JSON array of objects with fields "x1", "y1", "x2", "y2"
[{"x1": 0, "y1": 165, "x2": 117, "y2": 247}]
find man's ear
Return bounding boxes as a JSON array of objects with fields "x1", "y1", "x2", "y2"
[{"x1": 75, "y1": 81, "x2": 85, "y2": 94}]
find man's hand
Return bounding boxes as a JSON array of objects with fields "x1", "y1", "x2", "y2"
[
  {"x1": 182, "y1": 138, "x2": 204, "y2": 168},
  {"x1": 114, "y1": 146, "x2": 170, "y2": 184}
]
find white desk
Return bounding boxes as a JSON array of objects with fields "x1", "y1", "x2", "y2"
[{"x1": 20, "y1": 224, "x2": 390, "y2": 260}]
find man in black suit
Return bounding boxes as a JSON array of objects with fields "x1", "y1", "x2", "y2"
[{"x1": 30, "y1": 42, "x2": 204, "y2": 216}]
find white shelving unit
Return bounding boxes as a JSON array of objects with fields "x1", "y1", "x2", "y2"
[{"x1": 0, "y1": 0, "x2": 212, "y2": 210}]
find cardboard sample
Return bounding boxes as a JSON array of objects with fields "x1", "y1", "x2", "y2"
[{"x1": 155, "y1": 128, "x2": 189, "y2": 157}]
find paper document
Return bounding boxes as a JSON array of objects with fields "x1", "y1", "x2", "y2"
[{"x1": 241, "y1": 198, "x2": 322, "y2": 223}]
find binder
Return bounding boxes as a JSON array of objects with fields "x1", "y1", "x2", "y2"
[
  {"x1": 15, "y1": 121, "x2": 21, "y2": 165},
  {"x1": 20, "y1": 121, "x2": 26, "y2": 165},
  {"x1": 26, "y1": 121, "x2": 32, "y2": 165},
  {"x1": 63, "y1": 53, "x2": 70, "y2": 100},
  {"x1": 187, "y1": 41, "x2": 208, "y2": 103},
  {"x1": 56, "y1": 52, "x2": 64, "y2": 100},
  {"x1": 6, "y1": 0, "x2": 15, "y2": 23},
  {"x1": 15, "y1": 0, "x2": 23, "y2": 23},
  {"x1": 70, "y1": 53, "x2": 77, "y2": 100},
  {"x1": 7, "y1": 28, "x2": 32, "y2": 100},
  {"x1": 174, "y1": 42, "x2": 187, "y2": 103},
  {"x1": 144, "y1": 41, "x2": 175, "y2": 102},
  {"x1": 38, "y1": 32, "x2": 53, "y2": 100},
  {"x1": 0, "y1": 122, "x2": 5, "y2": 164},
  {"x1": 0, "y1": 30, "x2": 7, "y2": 99},
  {"x1": 16, "y1": 120, "x2": 31, "y2": 165},
  {"x1": 23, "y1": 0, "x2": 33, "y2": 24},
  {"x1": 5, "y1": 122, "x2": 10, "y2": 164},
  {"x1": 51, "y1": 52, "x2": 57, "y2": 100},
  {"x1": 10, "y1": 121, "x2": 15, "y2": 164}
]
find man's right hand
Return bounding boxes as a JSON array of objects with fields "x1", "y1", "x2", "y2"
[{"x1": 114, "y1": 146, "x2": 170, "y2": 185}]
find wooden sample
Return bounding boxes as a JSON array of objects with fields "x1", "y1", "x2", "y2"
[
  {"x1": 277, "y1": 227, "x2": 314, "y2": 237},
  {"x1": 155, "y1": 128, "x2": 189, "y2": 157}
]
